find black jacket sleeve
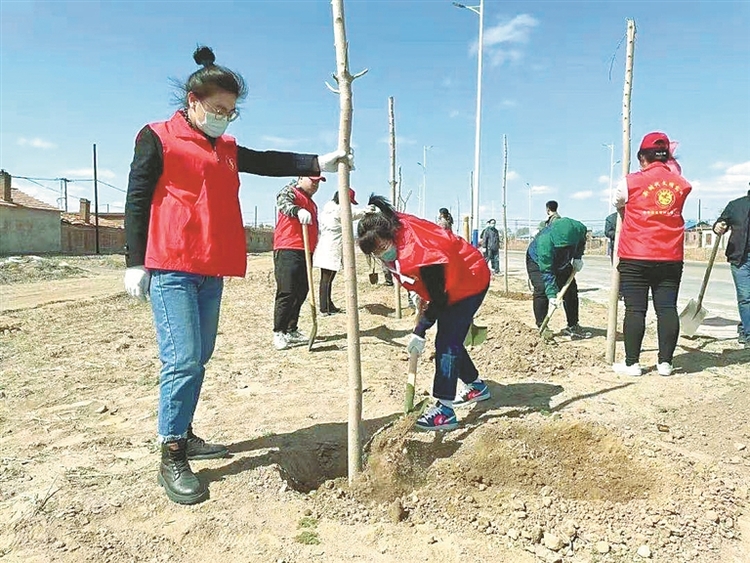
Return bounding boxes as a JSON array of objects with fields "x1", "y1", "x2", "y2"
[
  {"x1": 124, "y1": 126, "x2": 163, "y2": 267},
  {"x1": 237, "y1": 147, "x2": 320, "y2": 177},
  {"x1": 414, "y1": 264, "x2": 448, "y2": 337}
]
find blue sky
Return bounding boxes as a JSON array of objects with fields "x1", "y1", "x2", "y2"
[{"x1": 1, "y1": 0, "x2": 748, "y2": 232}]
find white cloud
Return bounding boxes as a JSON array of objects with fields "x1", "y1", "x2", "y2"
[
  {"x1": 530, "y1": 184, "x2": 552, "y2": 194},
  {"x1": 571, "y1": 190, "x2": 593, "y2": 200},
  {"x1": 472, "y1": 14, "x2": 539, "y2": 67},
  {"x1": 17, "y1": 137, "x2": 56, "y2": 149},
  {"x1": 261, "y1": 135, "x2": 304, "y2": 149},
  {"x1": 63, "y1": 168, "x2": 117, "y2": 180},
  {"x1": 691, "y1": 160, "x2": 750, "y2": 199},
  {"x1": 598, "y1": 175, "x2": 610, "y2": 184},
  {"x1": 506, "y1": 171, "x2": 519, "y2": 181},
  {"x1": 449, "y1": 110, "x2": 460, "y2": 119},
  {"x1": 500, "y1": 99, "x2": 517, "y2": 108}
]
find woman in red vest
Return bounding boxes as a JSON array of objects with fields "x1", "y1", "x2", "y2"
[
  {"x1": 613, "y1": 132, "x2": 691, "y2": 377},
  {"x1": 357, "y1": 196, "x2": 491, "y2": 431},
  {"x1": 123, "y1": 46, "x2": 349, "y2": 505}
]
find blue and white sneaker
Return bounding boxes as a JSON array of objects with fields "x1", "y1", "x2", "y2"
[
  {"x1": 453, "y1": 380, "x2": 490, "y2": 407},
  {"x1": 415, "y1": 402, "x2": 458, "y2": 432}
]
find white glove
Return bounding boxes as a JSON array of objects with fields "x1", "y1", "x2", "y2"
[
  {"x1": 318, "y1": 149, "x2": 355, "y2": 172},
  {"x1": 549, "y1": 297, "x2": 558, "y2": 308},
  {"x1": 406, "y1": 334, "x2": 426, "y2": 356},
  {"x1": 297, "y1": 209, "x2": 313, "y2": 225},
  {"x1": 714, "y1": 221, "x2": 728, "y2": 235},
  {"x1": 124, "y1": 266, "x2": 151, "y2": 301},
  {"x1": 572, "y1": 258, "x2": 584, "y2": 272}
]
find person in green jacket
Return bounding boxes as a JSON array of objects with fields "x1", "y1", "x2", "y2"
[{"x1": 525, "y1": 217, "x2": 588, "y2": 338}]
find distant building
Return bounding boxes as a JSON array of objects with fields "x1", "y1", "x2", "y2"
[{"x1": 0, "y1": 170, "x2": 62, "y2": 255}]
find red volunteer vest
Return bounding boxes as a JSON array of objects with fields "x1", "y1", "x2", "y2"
[
  {"x1": 388, "y1": 213, "x2": 490, "y2": 304},
  {"x1": 145, "y1": 112, "x2": 246, "y2": 277},
  {"x1": 618, "y1": 162, "x2": 692, "y2": 261},
  {"x1": 273, "y1": 187, "x2": 318, "y2": 251}
]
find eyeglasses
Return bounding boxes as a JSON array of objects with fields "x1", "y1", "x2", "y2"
[{"x1": 200, "y1": 100, "x2": 240, "y2": 122}]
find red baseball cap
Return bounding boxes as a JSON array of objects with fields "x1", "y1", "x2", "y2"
[
  {"x1": 639, "y1": 132, "x2": 670, "y2": 151},
  {"x1": 308, "y1": 176, "x2": 327, "y2": 182}
]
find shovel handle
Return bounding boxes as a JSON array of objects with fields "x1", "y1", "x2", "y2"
[
  {"x1": 302, "y1": 224, "x2": 317, "y2": 350},
  {"x1": 538, "y1": 270, "x2": 576, "y2": 334},
  {"x1": 696, "y1": 233, "x2": 722, "y2": 308},
  {"x1": 404, "y1": 352, "x2": 419, "y2": 413}
]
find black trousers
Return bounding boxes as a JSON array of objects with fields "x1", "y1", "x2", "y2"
[
  {"x1": 526, "y1": 253, "x2": 579, "y2": 328},
  {"x1": 618, "y1": 259, "x2": 683, "y2": 365},
  {"x1": 319, "y1": 268, "x2": 337, "y2": 313},
  {"x1": 485, "y1": 248, "x2": 500, "y2": 273},
  {"x1": 273, "y1": 249, "x2": 308, "y2": 333}
]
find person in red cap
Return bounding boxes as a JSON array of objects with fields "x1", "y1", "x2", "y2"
[
  {"x1": 272, "y1": 175, "x2": 324, "y2": 350},
  {"x1": 313, "y1": 188, "x2": 365, "y2": 315},
  {"x1": 357, "y1": 195, "x2": 491, "y2": 431},
  {"x1": 612, "y1": 132, "x2": 692, "y2": 377}
]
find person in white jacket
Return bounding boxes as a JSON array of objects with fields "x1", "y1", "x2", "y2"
[{"x1": 313, "y1": 188, "x2": 364, "y2": 314}]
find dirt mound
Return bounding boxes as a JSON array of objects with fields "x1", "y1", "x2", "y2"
[
  {"x1": 471, "y1": 318, "x2": 604, "y2": 378},
  {"x1": 0, "y1": 256, "x2": 88, "y2": 285},
  {"x1": 312, "y1": 416, "x2": 744, "y2": 562}
]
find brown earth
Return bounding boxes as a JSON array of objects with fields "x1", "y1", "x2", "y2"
[{"x1": 0, "y1": 254, "x2": 748, "y2": 563}]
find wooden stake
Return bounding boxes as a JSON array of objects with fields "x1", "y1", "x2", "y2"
[
  {"x1": 502, "y1": 134, "x2": 509, "y2": 293},
  {"x1": 329, "y1": 0, "x2": 367, "y2": 482},
  {"x1": 388, "y1": 96, "x2": 402, "y2": 319},
  {"x1": 605, "y1": 19, "x2": 636, "y2": 364}
]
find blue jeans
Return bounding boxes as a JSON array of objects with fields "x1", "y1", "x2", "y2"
[
  {"x1": 150, "y1": 271, "x2": 224, "y2": 442},
  {"x1": 432, "y1": 289, "x2": 488, "y2": 401},
  {"x1": 731, "y1": 260, "x2": 750, "y2": 339}
]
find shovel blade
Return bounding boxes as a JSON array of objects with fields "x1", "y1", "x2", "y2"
[
  {"x1": 464, "y1": 323, "x2": 488, "y2": 347},
  {"x1": 679, "y1": 299, "x2": 707, "y2": 337}
]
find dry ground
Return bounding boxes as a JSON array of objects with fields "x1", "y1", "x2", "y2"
[{"x1": 0, "y1": 253, "x2": 749, "y2": 563}]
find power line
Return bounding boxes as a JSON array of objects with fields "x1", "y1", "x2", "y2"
[
  {"x1": 11, "y1": 174, "x2": 126, "y2": 194},
  {"x1": 11, "y1": 175, "x2": 59, "y2": 194}
]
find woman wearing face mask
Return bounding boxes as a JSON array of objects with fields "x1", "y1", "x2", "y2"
[
  {"x1": 357, "y1": 195, "x2": 491, "y2": 431},
  {"x1": 123, "y1": 46, "x2": 349, "y2": 505}
]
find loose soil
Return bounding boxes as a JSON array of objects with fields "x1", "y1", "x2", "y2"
[{"x1": 0, "y1": 253, "x2": 748, "y2": 563}]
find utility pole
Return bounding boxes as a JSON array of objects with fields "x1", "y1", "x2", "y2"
[
  {"x1": 93, "y1": 144, "x2": 100, "y2": 254},
  {"x1": 606, "y1": 19, "x2": 636, "y2": 364},
  {"x1": 502, "y1": 134, "x2": 509, "y2": 293},
  {"x1": 698, "y1": 199, "x2": 701, "y2": 223},
  {"x1": 60, "y1": 178, "x2": 71, "y2": 212},
  {"x1": 526, "y1": 182, "x2": 532, "y2": 238},
  {"x1": 254, "y1": 205, "x2": 258, "y2": 228},
  {"x1": 388, "y1": 96, "x2": 402, "y2": 319}
]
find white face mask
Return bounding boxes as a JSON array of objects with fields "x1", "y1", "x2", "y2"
[{"x1": 194, "y1": 101, "x2": 230, "y2": 138}]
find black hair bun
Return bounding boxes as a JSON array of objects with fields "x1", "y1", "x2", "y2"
[{"x1": 193, "y1": 46, "x2": 216, "y2": 67}]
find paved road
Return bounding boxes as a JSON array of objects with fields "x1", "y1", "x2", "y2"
[{"x1": 502, "y1": 251, "x2": 741, "y2": 340}]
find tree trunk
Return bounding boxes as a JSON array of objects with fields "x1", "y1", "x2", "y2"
[{"x1": 388, "y1": 96, "x2": 402, "y2": 319}]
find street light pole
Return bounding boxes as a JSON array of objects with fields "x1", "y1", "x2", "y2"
[
  {"x1": 454, "y1": 0, "x2": 484, "y2": 245},
  {"x1": 526, "y1": 182, "x2": 532, "y2": 238}
]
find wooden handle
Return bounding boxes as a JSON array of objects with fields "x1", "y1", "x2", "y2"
[
  {"x1": 538, "y1": 270, "x2": 576, "y2": 334},
  {"x1": 302, "y1": 223, "x2": 316, "y2": 310},
  {"x1": 404, "y1": 352, "x2": 419, "y2": 413},
  {"x1": 696, "y1": 234, "x2": 722, "y2": 308}
]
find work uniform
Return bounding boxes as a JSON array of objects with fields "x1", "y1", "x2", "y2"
[
  {"x1": 384, "y1": 214, "x2": 490, "y2": 401},
  {"x1": 614, "y1": 161, "x2": 692, "y2": 366}
]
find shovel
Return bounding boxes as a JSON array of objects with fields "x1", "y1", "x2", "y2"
[
  {"x1": 680, "y1": 234, "x2": 722, "y2": 337},
  {"x1": 539, "y1": 270, "x2": 577, "y2": 336},
  {"x1": 464, "y1": 322, "x2": 488, "y2": 347},
  {"x1": 301, "y1": 224, "x2": 317, "y2": 351}
]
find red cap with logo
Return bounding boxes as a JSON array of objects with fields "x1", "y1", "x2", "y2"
[{"x1": 639, "y1": 132, "x2": 670, "y2": 151}]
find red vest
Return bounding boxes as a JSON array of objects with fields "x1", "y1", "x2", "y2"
[
  {"x1": 145, "y1": 112, "x2": 246, "y2": 277},
  {"x1": 388, "y1": 213, "x2": 490, "y2": 304},
  {"x1": 618, "y1": 162, "x2": 692, "y2": 261},
  {"x1": 273, "y1": 187, "x2": 318, "y2": 251}
]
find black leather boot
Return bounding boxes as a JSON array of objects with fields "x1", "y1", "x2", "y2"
[
  {"x1": 186, "y1": 426, "x2": 229, "y2": 460},
  {"x1": 158, "y1": 439, "x2": 209, "y2": 505}
]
